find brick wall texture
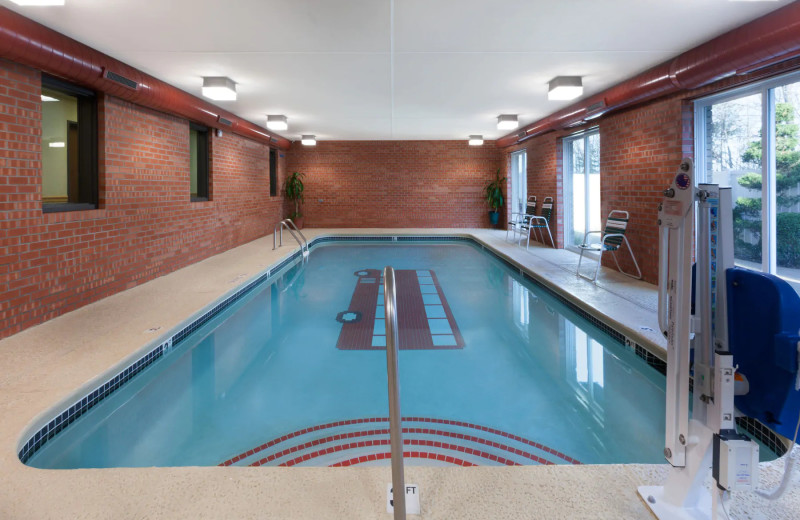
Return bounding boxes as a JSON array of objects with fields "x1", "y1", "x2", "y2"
[
  {"x1": 0, "y1": 59, "x2": 286, "y2": 339},
  {"x1": 286, "y1": 140, "x2": 505, "y2": 228}
]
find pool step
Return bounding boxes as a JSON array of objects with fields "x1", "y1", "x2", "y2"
[{"x1": 219, "y1": 417, "x2": 581, "y2": 468}]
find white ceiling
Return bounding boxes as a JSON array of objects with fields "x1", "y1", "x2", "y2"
[{"x1": 4, "y1": 0, "x2": 791, "y2": 141}]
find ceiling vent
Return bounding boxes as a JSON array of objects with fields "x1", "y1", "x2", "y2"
[
  {"x1": 217, "y1": 116, "x2": 233, "y2": 127},
  {"x1": 102, "y1": 68, "x2": 138, "y2": 90},
  {"x1": 585, "y1": 100, "x2": 607, "y2": 120}
]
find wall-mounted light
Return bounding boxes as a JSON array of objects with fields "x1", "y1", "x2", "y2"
[
  {"x1": 468, "y1": 135, "x2": 484, "y2": 146},
  {"x1": 9, "y1": 0, "x2": 65, "y2": 5},
  {"x1": 548, "y1": 76, "x2": 583, "y2": 101},
  {"x1": 48, "y1": 141, "x2": 65, "y2": 148},
  {"x1": 267, "y1": 115, "x2": 288, "y2": 131},
  {"x1": 41, "y1": 95, "x2": 59, "y2": 102},
  {"x1": 201, "y1": 76, "x2": 237, "y2": 101},
  {"x1": 301, "y1": 135, "x2": 316, "y2": 146},
  {"x1": 497, "y1": 115, "x2": 518, "y2": 130}
]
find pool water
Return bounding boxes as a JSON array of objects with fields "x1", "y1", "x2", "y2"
[{"x1": 28, "y1": 242, "x2": 669, "y2": 468}]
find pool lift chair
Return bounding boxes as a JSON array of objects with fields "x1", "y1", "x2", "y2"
[
  {"x1": 576, "y1": 210, "x2": 641, "y2": 281},
  {"x1": 506, "y1": 196, "x2": 536, "y2": 242},
  {"x1": 638, "y1": 158, "x2": 800, "y2": 520},
  {"x1": 519, "y1": 196, "x2": 554, "y2": 249}
]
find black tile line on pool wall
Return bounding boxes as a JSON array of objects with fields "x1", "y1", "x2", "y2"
[{"x1": 22, "y1": 234, "x2": 779, "y2": 463}]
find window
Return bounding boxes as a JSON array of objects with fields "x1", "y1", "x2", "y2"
[
  {"x1": 41, "y1": 75, "x2": 97, "y2": 212},
  {"x1": 563, "y1": 130, "x2": 601, "y2": 250},
  {"x1": 509, "y1": 150, "x2": 527, "y2": 215},
  {"x1": 695, "y1": 71, "x2": 800, "y2": 294},
  {"x1": 269, "y1": 148, "x2": 277, "y2": 197},
  {"x1": 190, "y1": 123, "x2": 209, "y2": 201}
]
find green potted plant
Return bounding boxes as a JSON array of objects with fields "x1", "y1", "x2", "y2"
[
  {"x1": 284, "y1": 171, "x2": 305, "y2": 228},
  {"x1": 484, "y1": 169, "x2": 506, "y2": 226}
]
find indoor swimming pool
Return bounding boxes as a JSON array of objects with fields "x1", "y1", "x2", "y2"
[{"x1": 25, "y1": 240, "x2": 670, "y2": 469}]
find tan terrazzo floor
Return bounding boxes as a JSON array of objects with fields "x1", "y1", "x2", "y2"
[{"x1": 0, "y1": 228, "x2": 797, "y2": 519}]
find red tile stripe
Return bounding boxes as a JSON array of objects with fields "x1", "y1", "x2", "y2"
[
  {"x1": 276, "y1": 439, "x2": 511, "y2": 467},
  {"x1": 330, "y1": 451, "x2": 476, "y2": 468},
  {"x1": 219, "y1": 416, "x2": 580, "y2": 467},
  {"x1": 243, "y1": 427, "x2": 553, "y2": 467}
]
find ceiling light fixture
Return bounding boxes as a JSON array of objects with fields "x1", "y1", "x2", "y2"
[
  {"x1": 468, "y1": 135, "x2": 484, "y2": 146},
  {"x1": 548, "y1": 76, "x2": 583, "y2": 101},
  {"x1": 41, "y1": 95, "x2": 59, "y2": 102},
  {"x1": 497, "y1": 115, "x2": 518, "y2": 130},
  {"x1": 9, "y1": 0, "x2": 65, "y2": 5},
  {"x1": 267, "y1": 115, "x2": 288, "y2": 131},
  {"x1": 201, "y1": 76, "x2": 237, "y2": 101},
  {"x1": 301, "y1": 135, "x2": 316, "y2": 146}
]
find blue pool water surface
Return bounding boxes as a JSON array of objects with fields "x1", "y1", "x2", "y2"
[{"x1": 28, "y1": 242, "x2": 669, "y2": 468}]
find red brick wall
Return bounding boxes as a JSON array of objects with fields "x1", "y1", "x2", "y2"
[
  {"x1": 0, "y1": 59, "x2": 286, "y2": 339},
  {"x1": 286, "y1": 140, "x2": 504, "y2": 228}
]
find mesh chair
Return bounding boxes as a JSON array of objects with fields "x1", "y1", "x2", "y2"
[
  {"x1": 519, "y1": 196, "x2": 554, "y2": 249},
  {"x1": 506, "y1": 196, "x2": 536, "y2": 241},
  {"x1": 577, "y1": 210, "x2": 642, "y2": 282}
]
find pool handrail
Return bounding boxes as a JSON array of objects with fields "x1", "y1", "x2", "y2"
[
  {"x1": 273, "y1": 219, "x2": 309, "y2": 257},
  {"x1": 383, "y1": 266, "x2": 406, "y2": 519}
]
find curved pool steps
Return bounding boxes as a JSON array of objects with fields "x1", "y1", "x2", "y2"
[{"x1": 219, "y1": 417, "x2": 581, "y2": 468}]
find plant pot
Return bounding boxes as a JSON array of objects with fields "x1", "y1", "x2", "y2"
[
  {"x1": 489, "y1": 210, "x2": 500, "y2": 226},
  {"x1": 291, "y1": 215, "x2": 304, "y2": 230}
]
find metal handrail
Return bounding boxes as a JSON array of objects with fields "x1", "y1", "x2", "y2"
[
  {"x1": 383, "y1": 266, "x2": 406, "y2": 520},
  {"x1": 272, "y1": 219, "x2": 309, "y2": 257}
]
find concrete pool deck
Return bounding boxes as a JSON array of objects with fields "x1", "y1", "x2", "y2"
[{"x1": 0, "y1": 228, "x2": 797, "y2": 519}]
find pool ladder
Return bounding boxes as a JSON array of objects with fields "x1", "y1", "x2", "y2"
[
  {"x1": 383, "y1": 266, "x2": 406, "y2": 519},
  {"x1": 272, "y1": 219, "x2": 309, "y2": 258}
]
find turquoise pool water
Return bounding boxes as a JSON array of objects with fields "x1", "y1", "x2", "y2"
[{"x1": 28, "y1": 242, "x2": 669, "y2": 468}]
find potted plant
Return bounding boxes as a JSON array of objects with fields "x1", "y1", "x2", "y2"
[
  {"x1": 284, "y1": 171, "x2": 305, "y2": 228},
  {"x1": 484, "y1": 169, "x2": 506, "y2": 226}
]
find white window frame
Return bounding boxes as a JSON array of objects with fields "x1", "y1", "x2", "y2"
[
  {"x1": 694, "y1": 69, "x2": 800, "y2": 279},
  {"x1": 510, "y1": 150, "x2": 527, "y2": 217},
  {"x1": 563, "y1": 128, "x2": 600, "y2": 254}
]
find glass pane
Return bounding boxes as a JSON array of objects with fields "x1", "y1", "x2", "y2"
[
  {"x1": 704, "y1": 94, "x2": 763, "y2": 267},
  {"x1": 510, "y1": 152, "x2": 526, "y2": 215},
  {"x1": 570, "y1": 138, "x2": 586, "y2": 247},
  {"x1": 41, "y1": 87, "x2": 78, "y2": 203},
  {"x1": 587, "y1": 133, "x2": 602, "y2": 234},
  {"x1": 773, "y1": 82, "x2": 800, "y2": 294},
  {"x1": 190, "y1": 129, "x2": 199, "y2": 197}
]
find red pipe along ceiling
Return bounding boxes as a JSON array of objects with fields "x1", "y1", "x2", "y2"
[
  {"x1": 0, "y1": 6, "x2": 291, "y2": 150},
  {"x1": 497, "y1": 1, "x2": 800, "y2": 148}
]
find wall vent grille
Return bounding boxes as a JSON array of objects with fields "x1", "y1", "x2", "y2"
[{"x1": 102, "y1": 69, "x2": 138, "y2": 90}]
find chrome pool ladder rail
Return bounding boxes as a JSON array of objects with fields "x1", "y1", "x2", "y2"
[
  {"x1": 383, "y1": 266, "x2": 406, "y2": 519},
  {"x1": 273, "y1": 219, "x2": 309, "y2": 257}
]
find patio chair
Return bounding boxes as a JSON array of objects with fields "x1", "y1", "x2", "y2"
[
  {"x1": 506, "y1": 196, "x2": 536, "y2": 241},
  {"x1": 519, "y1": 196, "x2": 554, "y2": 249},
  {"x1": 576, "y1": 210, "x2": 642, "y2": 282}
]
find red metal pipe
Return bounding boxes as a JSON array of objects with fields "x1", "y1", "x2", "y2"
[
  {"x1": 498, "y1": 1, "x2": 800, "y2": 148},
  {"x1": 0, "y1": 6, "x2": 291, "y2": 150}
]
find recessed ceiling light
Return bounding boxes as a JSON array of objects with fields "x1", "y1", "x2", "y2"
[
  {"x1": 301, "y1": 135, "x2": 316, "y2": 146},
  {"x1": 201, "y1": 77, "x2": 237, "y2": 101},
  {"x1": 267, "y1": 115, "x2": 288, "y2": 131},
  {"x1": 497, "y1": 115, "x2": 518, "y2": 130},
  {"x1": 9, "y1": 0, "x2": 65, "y2": 5},
  {"x1": 468, "y1": 135, "x2": 484, "y2": 146},
  {"x1": 41, "y1": 95, "x2": 59, "y2": 102},
  {"x1": 548, "y1": 76, "x2": 583, "y2": 101},
  {"x1": 48, "y1": 141, "x2": 65, "y2": 148}
]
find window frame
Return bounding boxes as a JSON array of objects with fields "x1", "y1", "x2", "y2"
[
  {"x1": 189, "y1": 122, "x2": 210, "y2": 202},
  {"x1": 563, "y1": 127, "x2": 600, "y2": 254},
  {"x1": 41, "y1": 74, "x2": 98, "y2": 213},
  {"x1": 694, "y1": 69, "x2": 800, "y2": 280}
]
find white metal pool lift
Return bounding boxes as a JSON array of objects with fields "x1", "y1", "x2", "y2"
[{"x1": 638, "y1": 158, "x2": 760, "y2": 519}]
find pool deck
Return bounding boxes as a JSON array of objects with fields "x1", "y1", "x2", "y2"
[{"x1": 0, "y1": 228, "x2": 797, "y2": 519}]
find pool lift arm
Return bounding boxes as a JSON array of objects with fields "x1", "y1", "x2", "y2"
[{"x1": 639, "y1": 158, "x2": 760, "y2": 519}]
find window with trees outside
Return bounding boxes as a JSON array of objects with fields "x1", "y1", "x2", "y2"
[
  {"x1": 563, "y1": 129, "x2": 601, "y2": 251},
  {"x1": 510, "y1": 150, "x2": 527, "y2": 217},
  {"x1": 695, "y1": 72, "x2": 800, "y2": 295}
]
